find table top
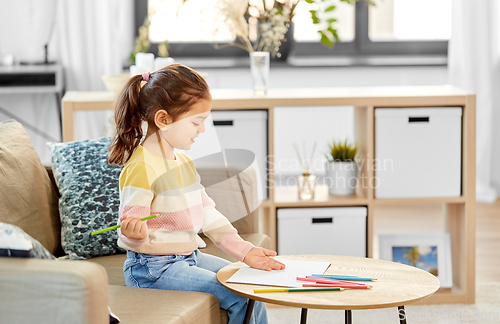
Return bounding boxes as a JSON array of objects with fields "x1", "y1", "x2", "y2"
[{"x1": 217, "y1": 255, "x2": 440, "y2": 310}]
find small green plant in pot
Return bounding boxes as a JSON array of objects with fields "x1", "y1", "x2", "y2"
[{"x1": 325, "y1": 139, "x2": 359, "y2": 195}]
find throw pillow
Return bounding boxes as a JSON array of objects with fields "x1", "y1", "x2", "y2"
[
  {"x1": 0, "y1": 120, "x2": 62, "y2": 256},
  {"x1": 0, "y1": 222, "x2": 56, "y2": 259},
  {"x1": 48, "y1": 137, "x2": 124, "y2": 260}
]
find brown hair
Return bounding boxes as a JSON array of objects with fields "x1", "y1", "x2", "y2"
[{"x1": 108, "y1": 64, "x2": 210, "y2": 165}]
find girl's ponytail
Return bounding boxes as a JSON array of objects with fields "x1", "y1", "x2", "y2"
[
  {"x1": 108, "y1": 64, "x2": 211, "y2": 166},
  {"x1": 108, "y1": 74, "x2": 144, "y2": 166}
]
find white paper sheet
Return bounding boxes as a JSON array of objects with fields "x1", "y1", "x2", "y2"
[{"x1": 226, "y1": 258, "x2": 331, "y2": 288}]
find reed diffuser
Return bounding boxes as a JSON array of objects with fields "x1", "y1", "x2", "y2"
[{"x1": 293, "y1": 142, "x2": 317, "y2": 200}]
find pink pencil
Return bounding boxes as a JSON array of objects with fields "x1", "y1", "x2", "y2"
[
  {"x1": 306, "y1": 276, "x2": 369, "y2": 286},
  {"x1": 302, "y1": 284, "x2": 372, "y2": 289},
  {"x1": 297, "y1": 277, "x2": 367, "y2": 286}
]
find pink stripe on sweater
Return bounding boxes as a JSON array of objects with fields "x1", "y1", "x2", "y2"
[
  {"x1": 218, "y1": 233, "x2": 255, "y2": 262},
  {"x1": 144, "y1": 204, "x2": 205, "y2": 230}
]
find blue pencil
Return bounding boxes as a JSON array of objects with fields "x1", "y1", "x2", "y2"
[{"x1": 311, "y1": 274, "x2": 377, "y2": 281}]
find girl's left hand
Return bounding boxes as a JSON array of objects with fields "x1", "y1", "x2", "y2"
[{"x1": 243, "y1": 247, "x2": 286, "y2": 271}]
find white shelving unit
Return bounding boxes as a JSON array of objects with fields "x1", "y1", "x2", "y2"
[{"x1": 62, "y1": 85, "x2": 476, "y2": 304}]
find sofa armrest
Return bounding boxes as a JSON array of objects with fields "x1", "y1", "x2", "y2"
[{"x1": 0, "y1": 258, "x2": 109, "y2": 324}]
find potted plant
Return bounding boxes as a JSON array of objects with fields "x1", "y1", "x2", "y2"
[{"x1": 325, "y1": 139, "x2": 358, "y2": 195}]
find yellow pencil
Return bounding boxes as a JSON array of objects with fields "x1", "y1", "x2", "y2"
[{"x1": 254, "y1": 287, "x2": 345, "y2": 293}]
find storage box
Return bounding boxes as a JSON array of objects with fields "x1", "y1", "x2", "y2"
[
  {"x1": 277, "y1": 207, "x2": 367, "y2": 257},
  {"x1": 375, "y1": 107, "x2": 462, "y2": 198},
  {"x1": 211, "y1": 110, "x2": 268, "y2": 200}
]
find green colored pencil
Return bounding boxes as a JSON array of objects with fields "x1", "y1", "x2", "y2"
[
  {"x1": 254, "y1": 287, "x2": 344, "y2": 293},
  {"x1": 91, "y1": 215, "x2": 157, "y2": 236}
]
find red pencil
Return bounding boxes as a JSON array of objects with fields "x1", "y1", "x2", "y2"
[{"x1": 302, "y1": 284, "x2": 372, "y2": 289}]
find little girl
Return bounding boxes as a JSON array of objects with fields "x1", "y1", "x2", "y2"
[{"x1": 108, "y1": 64, "x2": 284, "y2": 324}]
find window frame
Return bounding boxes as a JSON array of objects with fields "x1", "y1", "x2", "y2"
[{"x1": 135, "y1": 0, "x2": 448, "y2": 65}]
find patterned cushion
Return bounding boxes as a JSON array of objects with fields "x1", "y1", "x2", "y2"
[
  {"x1": 0, "y1": 222, "x2": 56, "y2": 259},
  {"x1": 48, "y1": 137, "x2": 124, "y2": 260}
]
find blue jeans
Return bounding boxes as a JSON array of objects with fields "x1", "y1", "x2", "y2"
[{"x1": 124, "y1": 250, "x2": 268, "y2": 324}]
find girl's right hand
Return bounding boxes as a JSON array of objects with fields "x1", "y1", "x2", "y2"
[{"x1": 120, "y1": 214, "x2": 148, "y2": 240}]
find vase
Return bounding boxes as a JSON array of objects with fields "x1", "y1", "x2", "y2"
[
  {"x1": 297, "y1": 170, "x2": 316, "y2": 200},
  {"x1": 325, "y1": 161, "x2": 359, "y2": 196},
  {"x1": 250, "y1": 51, "x2": 270, "y2": 95}
]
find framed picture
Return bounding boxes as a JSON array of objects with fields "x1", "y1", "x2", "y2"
[{"x1": 379, "y1": 233, "x2": 452, "y2": 288}]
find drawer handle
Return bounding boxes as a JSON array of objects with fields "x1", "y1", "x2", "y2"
[
  {"x1": 213, "y1": 120, "x2": 233, "y2": 126},
  {"x1": 312, "y1": 217, "x2": 333, "y2": 224},
  {"x1": 408, "y1": 116, "x2": 429, "y2": 123}
]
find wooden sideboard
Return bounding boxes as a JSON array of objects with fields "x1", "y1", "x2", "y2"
[{"x1": 62, "y1": 86, "x2": 476, "y2": 304}]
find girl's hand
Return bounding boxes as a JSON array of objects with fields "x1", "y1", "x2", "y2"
[
  {"x1": 243, "y1": 247, "x2": 286, "y2": 271},
  {"x1": 120, "y1": 214, "x2": 148, "y2": 240}
]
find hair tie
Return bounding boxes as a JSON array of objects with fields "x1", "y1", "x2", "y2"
[{"x1": 142, "y1": 72, "x2": 150, "y2": 82}]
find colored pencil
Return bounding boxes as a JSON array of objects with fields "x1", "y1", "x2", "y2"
[
  {"x1": 254, "y1": 287, "x2": 345, "y2": 293},
  {"x1": 311, "y1": 274, "x2": 377, "y2": 281},
  {"x1": 302, "y1": 284, "x2": 372, "y2": 289},
  {"x1": 297, "y1": 277, "x2": 367, "y2": 286},
  {"x1": 306, "y1": 276, "x2": 368, "y2": 285},
  {"x1": 91, "y1": 215, "x2": 157, "y2": 235},
  {"x1": 313, "y1": 274, "x2": 359, "y2": 278}
]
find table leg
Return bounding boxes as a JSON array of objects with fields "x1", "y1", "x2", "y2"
[
  {"x1": 345, "y1": 310, "x2": 352, "y2": 324},
  {"x1": 243, "y1": 299, "x2": 255, "y2": 324},
  {"x1": 398, "y1": 306, "x2": 407, "y2": 324},
  {"x1": 300, "y1": 308, "x2": 308, "y2": 324}
]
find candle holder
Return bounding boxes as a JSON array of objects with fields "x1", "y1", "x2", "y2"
[
  {"x1": 293, "y1": 142, "x2": 318, "y2": 200},
  {"x1": 298, "y1": 170, "x2": 316, "y2": 200}
]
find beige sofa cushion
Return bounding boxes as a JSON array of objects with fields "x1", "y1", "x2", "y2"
[
  {"x1": 0, "y1": 120, "x2": 61, "y2": 256},
  {"x1": 107, "y1": 285, "x2": 222, "y2": 324},
  {"x1": 84, "y1": 254, "x2": 127, "y2": 286},
  {"x1": 0, "y1": 258, "x2": 109, "y2": 324}
]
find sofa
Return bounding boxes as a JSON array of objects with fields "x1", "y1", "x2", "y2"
[{"x1": 0, "y1": 120, "x2": 271, "y2": 324}]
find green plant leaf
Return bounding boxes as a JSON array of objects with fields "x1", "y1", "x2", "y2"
[
  {"x1": 319, "y1": 31, "x2": 334, "y2": 47},
  {"x1": 327, "y1": 18, "x2": 337, "y2": 23},
  {"x1": 328, "y1": 27, "x2": 340, "y2": 42},
  {"x1": 325, "y1": 5, "x2": 336, "y2": 12},
  {"x1": 309, "y1": 10, "x2": 319, "y2": 24},
  {"x1": 305, "y1": 0, "x2": 314, "y2": 3},
  {"x1": 327, "y1": 139, "x2": 358, "y2": 162}
]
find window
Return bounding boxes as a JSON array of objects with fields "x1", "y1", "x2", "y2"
[
  {"x1": 136, "y1": 0, "x2": 450, "y2": 65},
  {"x1": 369, "y1": 0, "x2": 452, "y2": 41}
]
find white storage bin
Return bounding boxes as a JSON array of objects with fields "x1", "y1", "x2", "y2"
[
  {"x1": 211, "y1": 110, "x2": 268, "y2": 200},
  {"x1": 277, "y1": 207, "x2": 367, "y2": 257},
  {"x1": 375, "y1": 107, "x2": 462, "y2": 198}
]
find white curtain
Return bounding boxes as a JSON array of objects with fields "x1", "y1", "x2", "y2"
[
  {"x1": 0, "y1": 0, "x2": 133, "y2": 164},
  {"x1": 51, "y1": 0, "x2": 134, "y2": 141},
  {"x1": 448, "y1": 0, "x2": 499, "y2": 203}
]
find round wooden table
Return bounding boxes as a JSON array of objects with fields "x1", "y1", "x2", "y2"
[{"x1": 217, "y1": 255, "x2": 440, "y2": 324}]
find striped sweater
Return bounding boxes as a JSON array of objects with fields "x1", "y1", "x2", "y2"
[{"x1": 117, "y1": 145, "x2": 254, "y2": 262}]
